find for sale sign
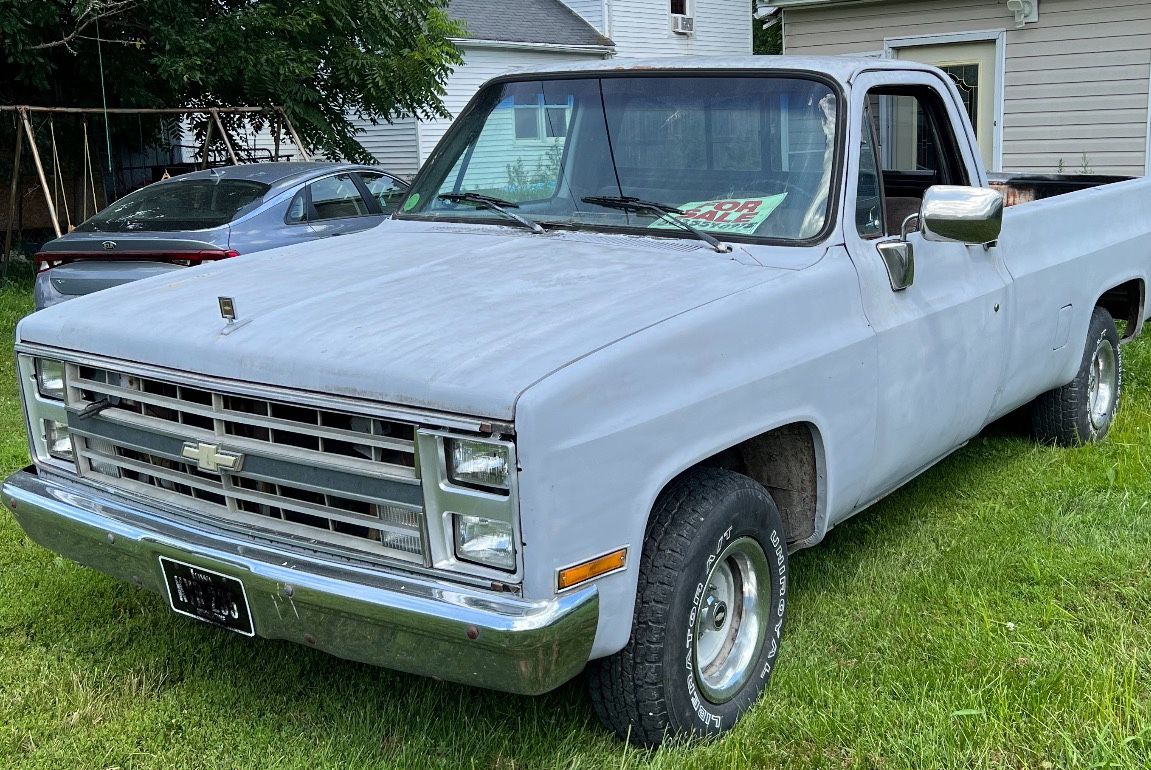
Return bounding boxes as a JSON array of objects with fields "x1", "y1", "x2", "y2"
[{"x1": 648, "y1": 194, "x2": 788, "y2": 235}]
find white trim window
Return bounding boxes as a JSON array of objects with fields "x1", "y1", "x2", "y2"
[
  {"x1": 670, "y1": 0, "x2": 690, "y2": 15},
  {"x1": 513, "y1": 94, "x2": 573, "y2": 141}
]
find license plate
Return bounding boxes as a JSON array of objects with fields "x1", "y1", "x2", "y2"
[{"x1": 159, "y1": 557, "x2": 254, "y2": 637}]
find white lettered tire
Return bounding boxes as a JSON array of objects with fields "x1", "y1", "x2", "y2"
[{"x1": 587, "y1": 468, "x2": 788, "y2": 746}]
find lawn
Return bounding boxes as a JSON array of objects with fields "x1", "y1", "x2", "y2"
[{"x1": 0, "y1": 278, "x2": 1148, "y2": 770}]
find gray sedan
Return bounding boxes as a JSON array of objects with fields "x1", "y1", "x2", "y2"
[{"x1": 34, "y1": 162, "x2": 407, "y2": 309}]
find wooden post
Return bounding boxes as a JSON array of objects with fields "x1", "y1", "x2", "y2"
[
  {"x1": 278, "y1": 108, "x2": 311, "y2": 161},
  {"x1": 210, "y1": 108, "x2": 239, "y2": 165},
  {"x1": 2, "y1": 121, "x2": 21, "y2": 282},
  {"x1": 271, "y1": 109, "x2": 282, "y2": 162},
  {"x1": 200, "y1": 116, "x2": 214, "y2": 170},
  {"x1": 20, "y1": 108, "x2": 62, "y2": 238},
  {"x1": 3, "y1": 118, "x2": 23, "y2": 272}
]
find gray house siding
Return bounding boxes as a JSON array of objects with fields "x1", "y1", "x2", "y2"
[{"x1": 783, "y1": 0, "x2": 1151, "y2": 176}]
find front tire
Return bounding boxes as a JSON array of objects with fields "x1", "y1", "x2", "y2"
[
  {"x1": 1031, "y1": 306, "x2": 1122, "y2": 446},
  {"x1": 587, "y1": 469, "x2": 788, "y2": 747}
]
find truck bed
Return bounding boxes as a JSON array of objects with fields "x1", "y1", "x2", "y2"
[{"x1": 989, "y1": 172, "x2": 1135, "y2": 207}]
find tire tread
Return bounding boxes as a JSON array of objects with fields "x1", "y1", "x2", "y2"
[{"x1": 587, "y1": 468, "x2": 768, "y2": 746}]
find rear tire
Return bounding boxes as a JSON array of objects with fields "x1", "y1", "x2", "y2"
[
  {"x1": 587, "y1": 468, "x2": 788, "y2": 747},
  {"x1": 1031, "y1": 306, "x2": 1122, "y2": 446}
]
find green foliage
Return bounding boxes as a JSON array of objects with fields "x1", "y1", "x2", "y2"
[
  {"x1": 0, "y1": 0, "x2": 465, "y2": 162},
  {"x1": 753, "y1": 2, "x2": 782, "y2": 55}
]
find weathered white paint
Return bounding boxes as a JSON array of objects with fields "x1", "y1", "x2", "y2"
[{"x1": 783, "y1": 0, "x2": 1151, "y2": 175}]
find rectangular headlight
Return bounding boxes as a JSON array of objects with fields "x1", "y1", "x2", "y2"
[
  {"x1": 445, "y1": 438, "x2": 510, "y2": 491},
  {"x1": 42, "y1": 418, "x2": 73, "y2": 461},
  {"x1": 35, "y1": 358, "x2": 65, "y2": 401},
  {"x1": 453, "y1": 513, "x2": 515, "y2": 571},
  {"x1": 17, "y1": 354, "x2": 76, "y2": 472}
]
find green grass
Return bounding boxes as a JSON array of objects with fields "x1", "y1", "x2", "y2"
[{"x1": 1, "y1": 281, "x2": 1149, "y2": 770}]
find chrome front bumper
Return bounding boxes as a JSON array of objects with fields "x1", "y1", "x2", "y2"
[{"x1": 3, "y1": 468, "x2": 599, "y2": 695}]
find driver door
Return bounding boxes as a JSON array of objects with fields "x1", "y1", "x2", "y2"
[{"x1": 846, "y1": 71, "x2": 1012, "y2": 505}]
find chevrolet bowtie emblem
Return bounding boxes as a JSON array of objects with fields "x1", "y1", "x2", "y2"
[{"x1": 181, "y1": 441, "x2": 244, "y2": 473}]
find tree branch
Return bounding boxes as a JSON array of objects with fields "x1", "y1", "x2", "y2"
[{"x1": 29, "y1": 1, "x2": 137, "y2": 52}]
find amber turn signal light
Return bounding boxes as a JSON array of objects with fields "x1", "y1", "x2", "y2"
[{"x1": 557, "y1": 548, "x2": 627, "y2": 591}]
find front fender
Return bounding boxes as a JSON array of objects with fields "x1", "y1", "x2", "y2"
[{"x1": 513, "y1": 251, "x2": 877, "y2": 657}]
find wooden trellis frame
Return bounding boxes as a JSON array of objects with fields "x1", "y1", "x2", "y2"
[{"x1": 1, "y1": 105, "x2": 309, "y2": 262}]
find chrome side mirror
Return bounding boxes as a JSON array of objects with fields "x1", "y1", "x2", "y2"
[{"x1": 920, "y1": 185, "x2": 1004, "y2": 246}]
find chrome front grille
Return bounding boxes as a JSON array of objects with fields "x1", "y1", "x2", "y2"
[{"x1": 66, "y1": 364, "x2": 427, "y2": 565}]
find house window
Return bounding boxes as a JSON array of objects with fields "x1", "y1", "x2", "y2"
[
  {"x1": 670, "y1": 0, "x2": 688, "y2": 15},
  {"x1": 513, "y1": 94, "x2": 573, "y2": 140}
]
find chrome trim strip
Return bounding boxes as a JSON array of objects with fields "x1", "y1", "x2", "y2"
[{"x1": 4, "y1": 468, "x2": 596, "y2": 695}]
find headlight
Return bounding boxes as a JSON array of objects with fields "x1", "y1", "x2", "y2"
[
  {"x1": 17, "y1": 355, "x2": 75, "y2": 471},
  {"x1": 445, "y1": 438, "x2": 510, "y2": 491},
  {"x1": 35, "y1": 358, "x2": 65, "y2": 400},
  {"x1": 42, "y1": 418, "x2": 73, "y2": 461},
  {"x1": 453, "y1": 514, "x2": 515, "y2": 571}
]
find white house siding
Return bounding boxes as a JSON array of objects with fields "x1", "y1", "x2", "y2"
[
  {"x1": 349, "y1": 117, "x2": 422, "y2": 177},
  {"x1": 607, "y1": 0, "x2": 752, "y2": 58},
  {"x1": 561, "y1": 0, "x2": 607, "y2": 31},
  {"x1": 783, "y1": 0, "x2": 1151, "y2": 176}
]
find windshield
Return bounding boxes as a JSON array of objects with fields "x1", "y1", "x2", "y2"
[
  {"x1": 401, "y1": 75, "x2": 840, "y2": 243},
  {"x1": 76, "y1": 178, "x2": 270, "y2": 232}
]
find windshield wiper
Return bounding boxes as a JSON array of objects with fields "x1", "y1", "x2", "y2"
[
  {"x1": 581, "y1": 196, "x2": 732, "y2": 254},
  {"x1": 437, "y1": 192, "x2": 545, "y2": 234}
]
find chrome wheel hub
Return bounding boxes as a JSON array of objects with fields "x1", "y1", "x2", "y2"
[
  {"x1": 692, "y1": 537, "x2": 771, "y2": 704},
  {"x1": 1088, "y1": 337, "x2": 1118, "y2": 432}
]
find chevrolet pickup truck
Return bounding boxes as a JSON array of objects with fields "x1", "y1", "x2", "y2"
[{"x1": 6, "y1": 58, "x2": 1150, "y2": 746}]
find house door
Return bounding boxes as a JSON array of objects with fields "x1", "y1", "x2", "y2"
[{"x1": 894, "y1": 41, "x2": 998, "y2": 171}]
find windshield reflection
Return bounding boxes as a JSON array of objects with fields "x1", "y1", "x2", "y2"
[{"x1": 402, "y1": 75, "x2": 840, "y2": 244}]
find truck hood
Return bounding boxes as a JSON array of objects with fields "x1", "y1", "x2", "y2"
[{"x1": 19, "y1": 220, "x2": 789, "y2": 420}]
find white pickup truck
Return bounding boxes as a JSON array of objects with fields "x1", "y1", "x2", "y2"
[{"x1": 6, "y1": 58, "x2": 1150, "y2": 746}]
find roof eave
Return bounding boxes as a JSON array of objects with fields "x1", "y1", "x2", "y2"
[
  {"x1": 772, "y1": 0, "x2": 898, "y2": 7},
  {"x1": 452, "y1": 38, "x2": 615, "y2": 54}
]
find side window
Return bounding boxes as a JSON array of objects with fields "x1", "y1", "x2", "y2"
[
  {"x1": 285, "y1": 190, "x2": 307, "y2": 224},
  {"x1": 357, "y1": 172, "x2": 406, "y2": 215},
  {"x1": 870, "y1": 88, "x2": 969, "y2": 186},
  {"x1": 866, "y1": 85, "x2": 969, "y2": 234},
  {"x1": 856, "y1": 108, "x2": 884, "y2": 239},
  {"x1": 309, "y1": 173, "x2": 370, "y2": 221}
]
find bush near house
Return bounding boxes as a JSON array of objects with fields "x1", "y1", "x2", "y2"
[{"x1": 0, "y1": 275, "x2": 1147, "y2": 768}]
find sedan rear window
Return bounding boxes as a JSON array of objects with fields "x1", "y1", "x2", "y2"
[{"x1": 76, "y1": 179, "x2": 270, "y2": 232}]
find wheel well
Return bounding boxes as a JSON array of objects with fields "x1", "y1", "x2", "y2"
[
  {"x1": 1098, "y1": 279, "x2": 1145, "y2": 340},
  {"x1": 689, "y1": 422, "x2": 821, "y2": 547}
]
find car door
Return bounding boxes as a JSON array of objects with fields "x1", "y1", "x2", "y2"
[
  {"x1": 846, "y1": 70, "x2": 1012, "y2": 505},
  {"x1": 305, "y1": 172, "x2": 384, "y2": 238}
]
